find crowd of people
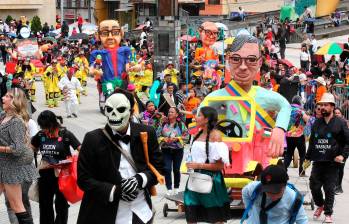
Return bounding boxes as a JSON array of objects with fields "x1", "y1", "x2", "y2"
[{"x1": 0, "y1": 12, "x2": 348, "y2": 224}]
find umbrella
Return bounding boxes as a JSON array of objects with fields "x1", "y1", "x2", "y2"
[
  {"x1": 68, "y1": 33, "x2": 89, "y2": 41},
  {"x1": 180, "y1": 35, "x2": 198, "y2": 42},
  {"x1": 278, "y1": 59, "x2": 294, "y2": 68},
  {"x1": 224, "y1": 37, "x2": 235, "y2": 45},
  {"x1": 316, "y1": 43, "x2": 343, "y2": 55}
]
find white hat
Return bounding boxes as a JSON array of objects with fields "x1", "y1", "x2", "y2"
[
  {"x1": 318, "y1": 93, "x2": 335, "y2": 105},
  {"x1": 315, "y1": 77, "x2": 326, "y2": 86}
]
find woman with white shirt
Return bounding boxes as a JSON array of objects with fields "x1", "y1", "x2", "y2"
[
  {"x1": 185, "y1": 106, "x2": 230, "y2": 224},
  {"x1": 300, "y1": 45, "x2": 310, "y2": 71}
]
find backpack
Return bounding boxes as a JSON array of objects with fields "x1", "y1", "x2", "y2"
[{"x1": 240, "y1": 183, "x2": 303, "y2": 224}]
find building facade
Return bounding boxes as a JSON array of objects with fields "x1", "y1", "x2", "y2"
[
  {"x1": 56, "y1": 0, "x2": 96, "y2": 24},
  {"x1": 0, "y1": 0, "x2": 56, "y2": 26}
]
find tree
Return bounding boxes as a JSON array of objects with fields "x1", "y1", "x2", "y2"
[
  {"x1": 5, "y1": 15, "x2": 13, "y2": 24},
  {"x1": 31, "y1": 16, "x2": 42, "y2": 34}
]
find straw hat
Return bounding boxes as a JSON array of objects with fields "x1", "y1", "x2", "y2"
[
  {"x1": 318, "y1": 93, "x2": 335, "y2": 105},
  {"x1": 315, "y1": 77, "x2": 326, "y2": 86}
]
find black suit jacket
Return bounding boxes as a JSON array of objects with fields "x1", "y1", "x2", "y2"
[
  {"x1": 158, "y1": 93, "x2": 179, "y2": 116},
  {"x1": 77, "y1": 122, "x2": 164, "y2": 224}
]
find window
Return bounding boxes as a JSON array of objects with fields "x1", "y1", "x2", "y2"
[
  {"x1": 208, "y1": 0, "x2": 220, "y2": 5},
  {"x1": 158, "y1": 33, "x2": 170, "y2": 56}
]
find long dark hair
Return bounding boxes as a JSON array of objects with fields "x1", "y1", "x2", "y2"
[
  {"x1": 166, "y1": 106, "x2": 183, "y2": 133},
  {"x1": 37, "y1": 110, "x2": 63, "y2": 130},
  {"x1": 192, "y1": 106, "x2": 218, "y2": 162}
]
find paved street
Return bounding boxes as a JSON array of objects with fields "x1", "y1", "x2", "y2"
[{"x1": 0, "y1": 35, "x2": 349, "y2": 223}]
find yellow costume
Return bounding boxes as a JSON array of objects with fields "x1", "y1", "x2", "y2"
[
  {"x1": 16, "y1": 64, "x2": 37, "y2": 102},
  {"x1": 43, "y1": 65, "x2": 60, "y2": 107},
  {"x1": 74, "y1": 56, "x2": 89, "y2": 95},
  {"x1": 163, "y1": 67, "x2": 179, "y2": 85}
]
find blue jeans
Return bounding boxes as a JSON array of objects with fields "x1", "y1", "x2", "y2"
[{"x1": 162, "y1": 148, "x2": 184, "y2": 190}]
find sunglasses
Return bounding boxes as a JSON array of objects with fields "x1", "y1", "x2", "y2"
[
  {"x1": 229, "y1": 54, "x2": 260, "y2": 66},
  {"x1": 99, "y1": 29, "x2": 121, "y2": 37}
]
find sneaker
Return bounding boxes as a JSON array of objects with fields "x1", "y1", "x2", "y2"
[
  {"x1": 67, "y1": 115, "x2": 72, "y2": 118},
  {"x1": 166, "y1": 190, "x2": 172, "y2": 196},
  {"x1": 324, "y1": 215, "x2": 333, "y2": 223},
  {"x1": 313, "y1": 206, "x2": 324, "y2": 220},
  {"x1": 173, "y1": 188, "x2": 179, "y2": 195},
  {"x1": 72, "y1": 113, "x2": 78, "y2": 118}
]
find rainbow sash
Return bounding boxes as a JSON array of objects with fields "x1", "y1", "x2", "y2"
[{"x1": 225, "y1": 81, "x2": 275, "y2": 128}]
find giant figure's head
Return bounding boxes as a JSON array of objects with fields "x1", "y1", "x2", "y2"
[
  {"x1": 226, "y1": 35, "x2": 262, "y2": 91},
  {"x1": 99, "y1": 20, "x2": 123, "y2": 49},
  {"x1": 198, "y1": 21, "x2": 218, "y2": 48}
]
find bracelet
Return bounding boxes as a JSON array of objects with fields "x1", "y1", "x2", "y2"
[{"x1": 2, "y1": 146, "x2": 10, "y2": 153}]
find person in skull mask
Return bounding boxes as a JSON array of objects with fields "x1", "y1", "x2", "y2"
[{"x1": 77, "y1": 88, "x2": 164, "y2": 224}]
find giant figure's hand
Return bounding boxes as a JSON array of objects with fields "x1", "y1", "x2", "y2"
[{"x1": 268, "y1": 127, "x2": 285, "y2": 158}]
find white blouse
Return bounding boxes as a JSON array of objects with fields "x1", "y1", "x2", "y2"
[{"x1": 190, "y1": 141, "x2": 230, "y2": 165}]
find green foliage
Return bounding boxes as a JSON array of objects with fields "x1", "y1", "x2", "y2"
[
  {"x1": 30, "y1": 16, "x2": 42, "y2": 34},
  {"x1": 5, "y1": 15, "x2": 13, "y2": 24}
]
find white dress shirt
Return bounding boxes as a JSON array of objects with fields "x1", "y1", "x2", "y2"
[{"x1": 109, "y1": 125, "x2": 153, "y2": 224}]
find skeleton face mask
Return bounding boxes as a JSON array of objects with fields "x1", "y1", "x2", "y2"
[{"x1": 105, "y1": 93, "x2": 131, "y2": 131}]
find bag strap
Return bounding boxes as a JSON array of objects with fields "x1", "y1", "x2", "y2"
[
  {"x1": 287, "y1": 183, "x2": 304, "y2": 224},
  {"x1": 101, "y1": 128, "x2": 138, "y2": 172},
  {"x1": 240, "y1": 183, "x2": 262, "y2": 224},
  {"x1": 259, "y1": 192, "x2": 282, "y2": 224}
]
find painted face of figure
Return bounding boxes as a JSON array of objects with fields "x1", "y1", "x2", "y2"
[
  {"x1": 199, "y1": 22, "x2": 218, "y2": 48},
  {"x1": 104, "y1": 93, "x2": 131, "y2": 131},
  {"x1": 228, "y1": 43, "x2": 261, "y2": 90},
  {"x1": 99, "y1": 20, "x2": 123, "y2": 49}
]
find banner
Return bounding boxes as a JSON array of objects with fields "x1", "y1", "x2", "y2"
[{"x1": 17, "y1": 38, "x2": 40, "y2": 59}]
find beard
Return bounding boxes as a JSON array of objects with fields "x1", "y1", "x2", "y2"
[{"x1": 321, "y1": 109, "x2": 331, "y2": 117}]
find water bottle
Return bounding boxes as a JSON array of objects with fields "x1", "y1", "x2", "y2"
[{"x1": 186, "y1": 153, "x2": 194, "y2": 173}]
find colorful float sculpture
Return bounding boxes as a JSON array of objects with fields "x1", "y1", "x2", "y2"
[
  {"x1": 89, "y1": 20, "x2": 131, "y2": 112},
  {"x1": 188, "y1": 34, "x2": 291, "y2": 208},
  {"x1": 190, "y1": 22, "x2": 223, "y2": 90}
]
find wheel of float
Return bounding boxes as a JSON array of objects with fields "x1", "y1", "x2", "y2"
[
  {"x1": 163, "y1": 203, "x2": 169, "y2": 217},
  {"x1": 293, "y1": 149, "x2": 299, "y2": 168}
]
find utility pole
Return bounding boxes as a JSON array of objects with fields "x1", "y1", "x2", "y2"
[
  {"x1": 60, "y1": 0, "x2": 64, "y2": 24},
  {"x1": 88, "y1": 0, "x2": 92, "y2": 22}
]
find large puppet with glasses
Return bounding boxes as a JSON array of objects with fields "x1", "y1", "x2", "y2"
[
  {"x1": 77, "y1": 89, "x2": 164, "y2": 224},
  {"x1": 90, "y1": 20, "x2": 131, "y2": 95}
]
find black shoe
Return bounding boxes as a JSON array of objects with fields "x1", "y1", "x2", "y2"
[
  {"x1": 67, "y1": 115, "x2": 72, "y2": 118},
  {"x1": 335, "y1": 186, "x2": 343, "y2": 194},
  {"x1": 15, "y1": 212, "x2": 34, "y2": 224},
  {"x1": 72, "y1": 113, "x2": 78, "y2": 118}
]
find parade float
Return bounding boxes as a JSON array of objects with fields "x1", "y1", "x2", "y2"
[{"x1": 166, "y1": 24, "x2": 290, "y2": 214}]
